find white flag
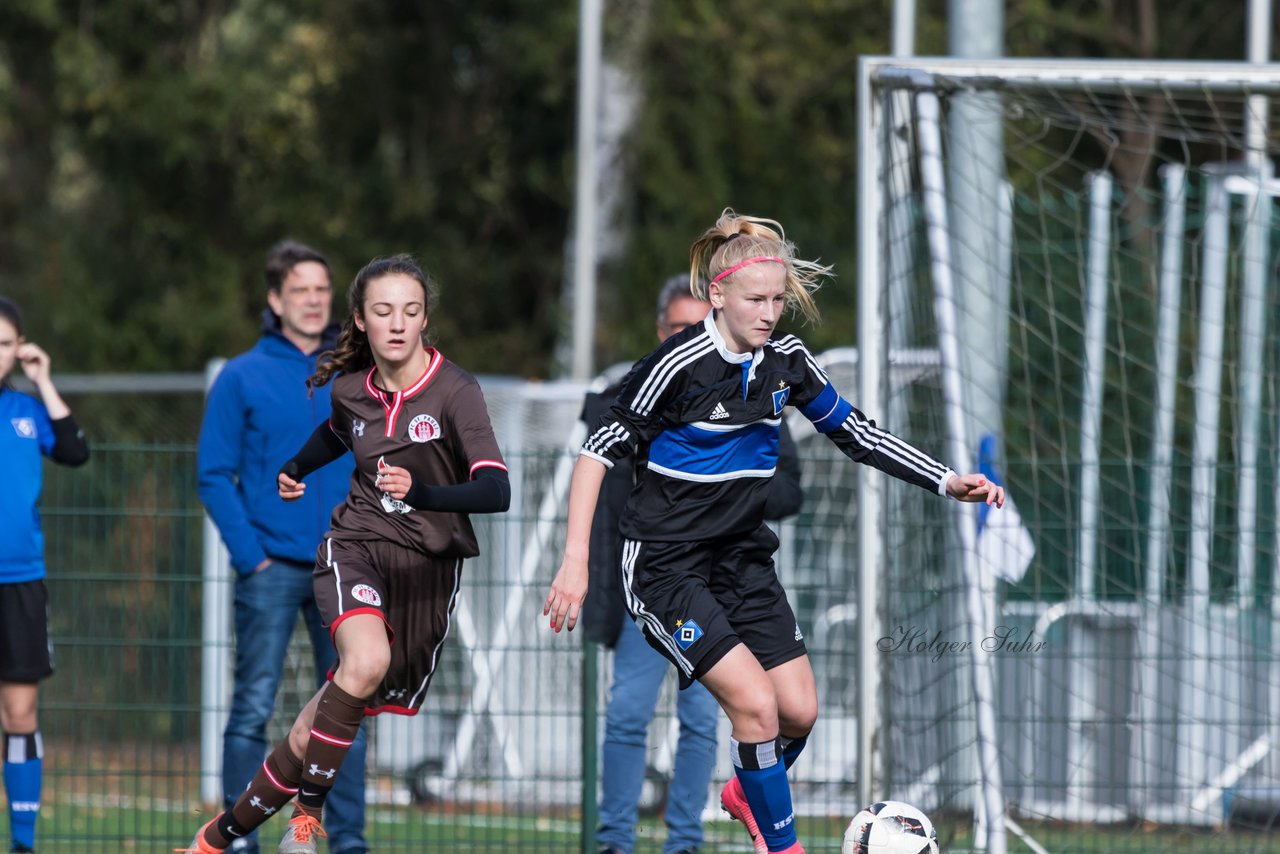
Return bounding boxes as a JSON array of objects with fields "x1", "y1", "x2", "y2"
[{"x1": 977, "y1": 493, "x2": 1036, "y2": 583}]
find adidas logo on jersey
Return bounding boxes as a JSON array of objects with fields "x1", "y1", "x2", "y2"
[{"x1": 709, "y1": 402, "x2": 730, "y2": 420}]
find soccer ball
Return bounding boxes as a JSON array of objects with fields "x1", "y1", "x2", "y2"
[{"x1": 842, "y1": 800, "x2": 939, "y2": 854}]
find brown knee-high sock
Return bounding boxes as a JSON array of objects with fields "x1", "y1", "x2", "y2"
[
  {"x1": 205, "y1": 741, "x2": 303, "y2": 848},
  {"x1": 293, "y1": 682, "x2": 369, "y2": 819}
]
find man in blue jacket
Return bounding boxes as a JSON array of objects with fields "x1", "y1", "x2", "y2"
[{"x1": 198, "y1": 241, "x2": 367, "y2": 854}]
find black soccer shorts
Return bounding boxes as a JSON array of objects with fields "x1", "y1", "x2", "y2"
[
  {"x1": 621, "y1": 523, "x2": 807, "y2": 689},
  {"x1": 0, "y1": 580, "x2": 54, "y2": 683}
]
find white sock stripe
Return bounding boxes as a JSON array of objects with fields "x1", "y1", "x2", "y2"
[
  {"x1": 262, "y1": 761, "x2": 300, "y2": 794},
  {"x1": 309, "y1": 728, "x2": 354, "y2": 748},
  {"x1": 4, "y1": 732, "x2": 41, "y2": 763},
  {"x1": 729, "y1": 736, "x2": 781, "y2": 770}
]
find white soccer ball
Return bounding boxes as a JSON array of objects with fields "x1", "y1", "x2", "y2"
[{"x1": 842, "y1": 800, "x2": 939, "y2": 854}]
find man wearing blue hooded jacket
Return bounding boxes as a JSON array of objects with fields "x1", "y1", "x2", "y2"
[{"x1": 198, "y1": 240, "x2": 368, "y2": 854}]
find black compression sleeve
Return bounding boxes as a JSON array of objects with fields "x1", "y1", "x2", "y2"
[
  {"x1": 402, "y1": 466, "x2": 511, "y2": 513},
  {"x1": 280, "y1": 421, "x2": 348, "y2": 480},
  {"x1": 49, "y1": 415, "x2": 89, "y2": 466}
]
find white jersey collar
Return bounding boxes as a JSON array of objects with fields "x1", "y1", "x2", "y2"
[{"x1": 705, "y1": 311, "x2": 765, "y2": 382}]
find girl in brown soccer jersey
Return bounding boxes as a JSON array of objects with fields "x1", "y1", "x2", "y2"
[{"x1": 180, "y1": 255, "x2": 510, "y2": 854}]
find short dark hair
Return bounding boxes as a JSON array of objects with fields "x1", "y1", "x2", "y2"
[
  {"x1": 656, "y1": 273, "x2": 707, "y2": 324},
  {"x1": 0, "y1": 296, "x2": 24, "y2": 336},
  {"x1": 264, "y1": 240, "x2": 330, "y2": 292}
]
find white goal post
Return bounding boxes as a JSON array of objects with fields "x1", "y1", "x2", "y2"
[{"x1": 858, "y1": 59, "x2": 1280, "y2": 854}]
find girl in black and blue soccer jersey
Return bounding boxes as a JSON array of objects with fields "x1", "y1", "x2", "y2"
[
  {"x1": 0, "y1": 297, "x2": 89, "y2": 854},
  {"x1": 545, "y1": 210, "x2": 1005, "y2": 854}
]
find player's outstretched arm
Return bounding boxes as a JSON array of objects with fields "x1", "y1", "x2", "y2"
[
  {"x1": 544, "y1": 455, "x2": 608, "y2": 634},
  {"x1": 945, "y1": 472, "x2": 1006, "y2": 507}
]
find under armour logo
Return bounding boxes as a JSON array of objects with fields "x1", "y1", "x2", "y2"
[
  {"x1": 352, "y1": 419, "x2": 366, "y2": 437},
  {"x1": 709, "y1": 402, "x2": 730, "y2": 420},
  {"x1": 386, "y1": 689, "x2": 407, "y2": 700},
  {"x1": 250, "y1": 796, "x2": 276, "y2": 816},
  {"x1": 308, "y1": 764, "x2": 337, "y2": 779}
]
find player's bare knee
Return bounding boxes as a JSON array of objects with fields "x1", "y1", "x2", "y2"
[
  {"x1": 779, "y1": 695, "x2": 818, "y2": 735},
  {"x1": 726, "y1": 693, "x2": 781, "y2": 740},
  {"x1": 287, "y1": 720, "x2": 311, "y2": 756},
  {"x1": 335, "y1": 652, "x2": 390, "y2": 696},
  {"x1": 0, "y1": 695, "x2": 38, "y2": 733}
]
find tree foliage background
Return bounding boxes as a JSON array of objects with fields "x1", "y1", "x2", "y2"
[{"x1": 0, "y1": 0, "x2": 1267, "y2": 376}]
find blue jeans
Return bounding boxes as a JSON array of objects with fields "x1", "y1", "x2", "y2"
[
  {"x1": 223, "y1": 561, "x2": 368, "y2": 854},
  {"x1": 597, "y1": 618, "x2": 719, "y2": 854}
]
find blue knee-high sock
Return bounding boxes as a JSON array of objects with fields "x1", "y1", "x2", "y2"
[
  {"x1": 779, "y1": 732, "x2": 809, "y2": 770},
  {"x1": 4, "y1": 731, "x2": 43, "y2": 851},
  {"x1": 731, "y1": 737, "x2": 796, "y2": 851}
]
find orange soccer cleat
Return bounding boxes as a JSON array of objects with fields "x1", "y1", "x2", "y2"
[
  {"x1": 173, "y1": 818, "x2": 226, "y2": 853},
  {"x1": 277, "y1": 806, "x2": 327, "y2": 854}
]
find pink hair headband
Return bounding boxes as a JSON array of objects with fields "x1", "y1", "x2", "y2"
[{"x1": 710, "y1": 255, "x2": 785, "y2": 285}]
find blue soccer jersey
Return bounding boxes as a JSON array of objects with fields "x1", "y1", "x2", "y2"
[
  {"x1": 581, "y1": 315, "x2": 954, "y2": 542},
  {"x1": 0, "y1": 387, "x2": 59, "y2": 583}
]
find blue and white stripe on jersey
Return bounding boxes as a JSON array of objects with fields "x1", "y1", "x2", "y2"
[
  {"x1": 798, "y1": 382, "x2": 854, "y2": 433},
  {"x1": 647, "y1": 417, "x2": 781, "y2": 482}
]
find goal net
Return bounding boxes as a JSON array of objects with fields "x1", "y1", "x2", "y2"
[{"x1": 862, "y1": 59, "x2": 1280, "y2": 853}]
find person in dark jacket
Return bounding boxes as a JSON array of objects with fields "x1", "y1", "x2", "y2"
[
  {"x1": 197, "y1": 240, "x2": 367, "y2": 854},
  {"x1": 0, "y1": 296, "x2": 89, "y2": 854},
  {"x1": 585, "y1": 275, "x2": 804, "y2": 854}
]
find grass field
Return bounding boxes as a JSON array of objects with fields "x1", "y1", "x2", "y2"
[
  {"x1": 9, "y1": 804, "x2": 1280, "y2": 853},
  {"x1": 8, "y1": 746, "x2": 1280, "y2": 853},
  {"x1": 2, "y1": 804, "x2": 847, "y2": 852}
]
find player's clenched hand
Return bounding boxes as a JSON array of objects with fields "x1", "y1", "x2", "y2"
[
  {"x1": 374, "y1": 462, "x2": 413, "y2": 500},
  {"x1": 278, "y1": 461, "x2": 305, "y2": 501},
  {"x1": 946, "y1": 472, "x2": 1006, "y2": 508},
  {"x1": 278, "y1": 470, "x2": 305, "y2": 502},
  {"x1": 543, "y1": 556, "x2": 588, "y2": 634}
]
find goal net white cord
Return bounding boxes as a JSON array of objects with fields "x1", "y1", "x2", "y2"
[{"x1": 863, "y1": 58, "x2": 1280, "y2": 852}]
